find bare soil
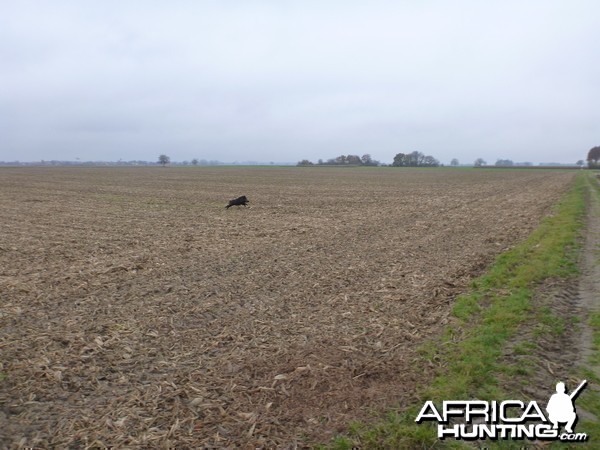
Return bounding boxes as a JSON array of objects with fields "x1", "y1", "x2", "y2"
[{"x1": 0, "y1": 167, "x2": 576, "y2": 448}]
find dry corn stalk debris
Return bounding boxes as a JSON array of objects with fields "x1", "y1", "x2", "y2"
[{"x1": 0, "y1": 167, "x2": 575, "y2": 447}]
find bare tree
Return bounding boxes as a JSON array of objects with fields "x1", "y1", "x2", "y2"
[
  {"x1": 392, "y1": 151, "x2": 439, "y2": 167},
  {"x1": 158, "y1": 154, "x2": 170, "y2": 167},
  {"x1": 587, "y1": 146, "x2": 600, "y2": 168}
]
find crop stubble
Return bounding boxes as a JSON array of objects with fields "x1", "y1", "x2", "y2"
[{"x1": 0, "y1": 167, "x2": 575, "y2": 447}]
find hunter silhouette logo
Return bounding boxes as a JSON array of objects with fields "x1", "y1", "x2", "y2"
[
  {"x1": 416, "y1": 379, "x2": 589, "y2": 442},
  {"x1": 546, "y1": 380, "x2": 587, "y2": 434}
]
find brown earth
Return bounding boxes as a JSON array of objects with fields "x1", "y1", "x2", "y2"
[{"x1": 0, "y1": 167, "x2": 576, "y2": 448}]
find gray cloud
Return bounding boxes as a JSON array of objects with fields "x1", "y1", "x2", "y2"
[{"x1": 1, "y1": 0, "x2": 599, "y2": 164}]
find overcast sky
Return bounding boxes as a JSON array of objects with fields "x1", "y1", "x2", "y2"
[{"x1": 1, "y1": 1, "x2": 599, "y2": 164}]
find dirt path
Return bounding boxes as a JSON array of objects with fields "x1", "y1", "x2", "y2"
[
  {"x1": 574, "y1": 175, "x2": 600, "y2": 429},
  {"x1": 576, "y1": 176, "x2": 600, "y2": 381}
]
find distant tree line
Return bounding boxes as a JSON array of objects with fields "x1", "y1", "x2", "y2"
[
  {"x1": 297, "y1": 154, "x2": 379, "y2": 166},
  {"x1": 158, "y1": 155, "x2": 223, "y2": 166},
  {"x1": 298, "y1": 151, "x2": 442, "y2": 167},
  {"x1": 12, "y1": 147, "x2": 592, "y2": 169},
  {"x1": 392, "y1": 151, "x2": 439, "y2": 167},
  {"x1": 495, "y1": 159, "x2": 514, "y2": 166},
  {"x1": 189, "y1": 158, "x2": 222, "y2": 166}
]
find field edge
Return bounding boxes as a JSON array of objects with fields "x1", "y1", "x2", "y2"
[{"x1": 323, "y1": 172, "x2": 594, "y2": 449}]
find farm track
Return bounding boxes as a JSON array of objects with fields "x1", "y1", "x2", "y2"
[{"x1": 0, "y1": 167, "x2": 576, "y2": 448}]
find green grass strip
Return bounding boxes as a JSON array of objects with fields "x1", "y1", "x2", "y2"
[{"x1": 324, "y1": 173, "x2": 588, "y2": 449}]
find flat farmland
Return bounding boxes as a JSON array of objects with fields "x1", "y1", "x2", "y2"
[{"x1": 0, "y1": 167, "x2": 576, "y2": 448}]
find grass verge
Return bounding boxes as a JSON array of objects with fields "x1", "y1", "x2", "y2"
[{"x1": 324, "y1": 173, "x2": 589, "y2": 449}]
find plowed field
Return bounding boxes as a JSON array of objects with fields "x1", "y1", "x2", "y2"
[{"x1": 0, "y1": 167, "x2": 576, "y2": 448}]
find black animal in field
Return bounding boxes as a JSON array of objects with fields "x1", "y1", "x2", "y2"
[{"x1": 226, "y1": 195, "x2": 250, "y2": 209}]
